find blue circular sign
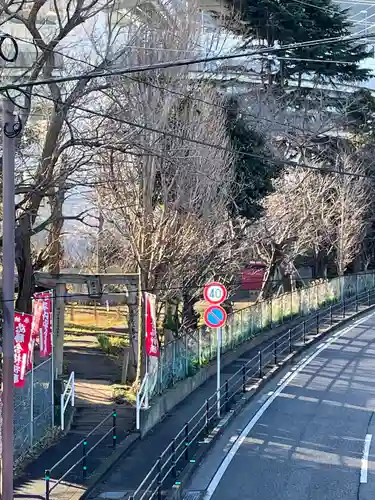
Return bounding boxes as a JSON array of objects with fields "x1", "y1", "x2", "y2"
[{"x1": 204, "y1": 305, "x2": 227, "y2": 329}]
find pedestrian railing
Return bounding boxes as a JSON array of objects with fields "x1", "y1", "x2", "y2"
[
  {"x1": 45, "y1": 409, "x2": 117, "y2": 500},
  {"x1": 128, "y1": 289, "x2": 375, "y2": 500},
  {"x1": 60, "y1": 371, "x2": 75, "y2": 431}
]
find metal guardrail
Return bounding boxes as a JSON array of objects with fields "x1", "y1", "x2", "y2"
[
  {"x1": 128, "y1": 289, "x2": 375, "y2": 500},
  {"x1": 45, "y1": 409, "x2": 117, "y2": 500}
]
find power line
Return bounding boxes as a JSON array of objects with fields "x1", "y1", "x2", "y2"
[
  {"x1": 7, "y1": 32, "x2": 335, "y2": 137},
  {"x1": 8, "y1": 31, "x2": 375, "y2": 155},
  {"x1": 1, "y1": 32, "x2": 374, "y2": 93},
  {"x1": 31, "y1": 90, "x2": 375, "y2": 181},
  {"x1": 5, "y1": 272, "x2": 365, "y2": 303}
]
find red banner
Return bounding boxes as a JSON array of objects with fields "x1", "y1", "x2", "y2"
[
  {"x1": 14, "y1": 312, "x2": 32, "y2": 387},
  {"x1": 145, "y1": 293, "x2": 160, "y2": 358},
  {"x1": 37, "y1": 292, "x2": 52, "y2": 358},
  {"x1": 31, "y1": 297, "x2": 44, "y2": 341}
]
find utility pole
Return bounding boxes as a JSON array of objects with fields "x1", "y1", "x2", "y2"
[
  {"x1": 96, "y1": 209, "x2": 103, "y2": 273},
  {"x1": 1, "y1": 97, "x2": 17, "y2": 500}
]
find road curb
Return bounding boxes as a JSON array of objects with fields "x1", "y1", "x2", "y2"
[{"x1": 168, "y1": 302, "x2": 375, "y2": 500}]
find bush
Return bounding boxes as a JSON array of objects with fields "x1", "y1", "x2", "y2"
[{"x1": 96, "y1": 334, "x2": 127, "y2": 355}]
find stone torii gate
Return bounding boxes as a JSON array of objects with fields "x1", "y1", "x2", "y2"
[{"x1": 34, "y1": 272, "x2": 141, "y2": 380}]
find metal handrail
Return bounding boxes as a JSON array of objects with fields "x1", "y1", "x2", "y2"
[
  {"x1": 61, "y1": 371, "x2": 75, "y2": 431},
  {"x1": 45, "y1": 409, "x2": 117, "y2": 500},
  {"x1": 128, "y1": 288, "x2": 375, "y2": 500},
  {"x1": 136, "y1": 372, "x2": 149, "y2": 430}
]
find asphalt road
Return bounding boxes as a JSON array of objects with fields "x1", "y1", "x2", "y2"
[{"x1": 185, "y1": 310, "x2": 375, "y2": 500}]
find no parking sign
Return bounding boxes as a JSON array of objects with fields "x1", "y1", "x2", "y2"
[
  {"x1": 204, "y1": 305, "x2": 227, "y2": 329},
  {"x1": 203, "y1": 281, "x2": 228, "y2": 328}
]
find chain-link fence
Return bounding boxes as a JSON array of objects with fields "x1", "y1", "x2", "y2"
[
  {"x1": 14, "y1": 357, "x2": 54, "y2": 462},
  {"x1": 148, "y1": 272, "x2": 375, "y2": 400}
]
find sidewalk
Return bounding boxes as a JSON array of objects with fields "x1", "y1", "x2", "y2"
[{"x1": 14, "y1": 300, "x2": 365, "y2": 500}]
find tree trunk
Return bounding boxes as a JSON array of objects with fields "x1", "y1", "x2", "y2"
[
  {"x1": 280, "y1": 267, "x2": 292, "y2": 294},
  {"x1": 15, "y1": 217, "x2": 34, "y2": 313},
  {"x1": 258, "y1": 249, "x2": 278, "y2": 301},
  {"x1": 54, "y1": 282, "x2": 66, "y2": 376},
  {"x1": 313, "y1": 249, "x2": 328, "y2": 279},
  {"x1": 47, "y1": 190, "x2": 64, "y2": 274},
  {"x1": 182, "y1": 290, "x2": 199, "y2": 331}
]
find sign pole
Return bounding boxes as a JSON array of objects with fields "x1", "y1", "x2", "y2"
[
  {"x1": 217, "y1": 327, "x2": 222, "y2": 418},
  {"x1": 203, "y1": 281, "x2": 228, "y2": 421}
]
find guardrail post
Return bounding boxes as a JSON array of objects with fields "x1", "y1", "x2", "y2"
[
  {"x1": 316, "y1": 312, "x2": 319, "y2": 335},
  {"x1": 112, "y1": 409, "x2": 117, "y2": 449},
  {"x1": 205, "y1": 399, "x2": 209, "y2": 434},
  {"x1": 356, "y1": 293, "x2": 359, "y2": 312},
  {"x1": 172, "y1": 438, "x2": 177, "y2": 477},
  {"x1": 72, "y1": 372, "x2": 75, "y2": 406},
  {"x1": 184, "y1": 422, "x2": 189, "y2": 461},
  {"x1": 303, "y1": 321, "x2": 306, "y2": 344},
  {"x1": 198, "y1": 328, "x2": 202, "y2": 366},
  {"x1": 60, "y1": 393, "x2": 64, "y2": 430},
  {"x1": 274, "y1": 340, "x2": 277, "y2": 364},
  {"x1": 82, "y1": 439, "x2": 87, "y2": 480},
  {"x1": 258, "y1": 351, "x2": 262, "y2": 378},
  {"x1": 45, "y1": 470, "x2": 50, "y2": 500},
  {"x1": 343, "y1": 299, "x2": 346, "y2": 318},
  {"x1": 242, "y1": 364, "x2": 246, "y2": 393},
  {"x1": 289, "y1": 329, "x2": 292, "y2": 354},
  {"x1": 136, "y1": 389, "x2": 140, "y2": 431},
  {"x1": 330, "y1": 305, "x2": 333, "y2": 326},
  {"x1": 225, "y1": 380, "x2": 229, "y2": 412},
  {"x1": 157, "y1": 456, "x2": 162, "y2": 500}
]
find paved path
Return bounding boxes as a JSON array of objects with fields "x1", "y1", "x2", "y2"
[
  {"x1": 64, "y1": 334, "x2": 122, "y2": 381},
  {"x1": 185, "y1": 310, "x2": 375, "y2": 500},
  {"x1": 14, "y1": 335, "x2": 135, "y2": 499}
]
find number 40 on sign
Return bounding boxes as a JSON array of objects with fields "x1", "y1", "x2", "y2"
[{"x1": 203, "y1": 281, "x2": 228, "y2": 305}]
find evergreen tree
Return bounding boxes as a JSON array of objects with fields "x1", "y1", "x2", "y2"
[
  {"x1": 224, "y1": 0, "x2": 370, "y2": 85},
  {"x1": 225, "y1": 97, "x2": 281, "y2": 220},
  {"x1": 346, "y1": 89, "x2": 375, "y2": 135}
]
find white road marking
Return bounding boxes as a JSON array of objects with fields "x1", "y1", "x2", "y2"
[
  {"x1": 203, "y1": 310, "x2": 375, "y2": 500},
  {"x1": 360, "y1": 434, "x2": 373, "y2": 483}
]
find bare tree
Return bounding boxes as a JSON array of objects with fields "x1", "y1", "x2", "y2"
[
  {"x1": 329, "y1": 149, "x2": 372, "y2": 275},
  {"x1": 0, "y1": 0, "x2": 159, "y2": 315},
  {"x1": 81, "y1": 2, "x2": 238, "y2": 382}
]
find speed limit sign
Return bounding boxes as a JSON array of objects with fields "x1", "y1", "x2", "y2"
[{"x1": 203, "y1": 281, "x2": 228, "y2": 305}]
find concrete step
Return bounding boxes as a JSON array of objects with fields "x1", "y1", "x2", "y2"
[{"x1": 70, "y1": 405, "x2": 135, "y2": 435}]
